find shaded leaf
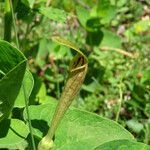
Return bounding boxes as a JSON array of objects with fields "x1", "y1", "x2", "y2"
[
  {"x1": 86, "y1": 30, "x2": 103, "y2": 46},
  {"x1": 21, "y1": 0, "x2": 35, "y2": 8},
  {"x1": 0, "y1": 40, "x2": 27, "y2": 121},
  {"x1": 35, "y1": 39, "x2": 49, "y2": 68},
  {"x1": 14, "y1": 69, "x2": 34, "y2": 108},
  {"x1": 0, "y1": 119, "x2": 29, "y2": 149},
  {"x1": 95, "y1": 139, "x2": 150, "y2": 150}
]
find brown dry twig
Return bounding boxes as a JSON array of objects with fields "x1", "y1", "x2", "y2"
[{"x1": 100, "y1": 46, "x2": 139, "y2": 58}]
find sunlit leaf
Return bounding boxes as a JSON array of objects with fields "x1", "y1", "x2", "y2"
[
  {"x1": 24, "y1": 101, "x2": 134, "y2": 150},
  {"x1": 39, "y1": 7, "x2": 67, "y2": 23}
]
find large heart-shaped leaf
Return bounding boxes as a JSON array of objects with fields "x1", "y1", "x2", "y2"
[
  {"x1": 0, "y1": 40, "x2": 27, "y2": 121},
  {"x1": 0, "y1": 119, "x2": 29, "y2": 149},
  {"x1": 24, "y1": 101, "x2": 134, "y2": 149},
  {"x1": 95, "y1": 139, "x2": 150, "y2": 150}
]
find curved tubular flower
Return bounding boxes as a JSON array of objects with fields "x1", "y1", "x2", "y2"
[{"x1": 38, "y1": 37, "x2": 88, "y2": 150}]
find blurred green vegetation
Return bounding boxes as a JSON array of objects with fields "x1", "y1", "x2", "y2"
[{"x1": 0, "y1": 0, "x2": 150, "y2": 145}]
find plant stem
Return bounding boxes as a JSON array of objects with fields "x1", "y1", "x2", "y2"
[
  {"x1": 55, "y1": 62, "x2": 60, "y2": 99},
  {"x1": 23, "y1": 84, "x2": 36, "y2": 150},
  {"x1": 46, "y1": 0, "x2": 52, "y2": 7},
  {"x1": 144, "y1": 123, "x2": 150, "y2": 144},
  {"x1": 23, "y1": 23, "x2": 30, "y2": 51},
  {"x1": 115, "y1": 84, "x2": 123, "y2": 122},
  {"x1": 50, "y1": 57, "x2": 60, "y2": 99},
  {"x1": 115, "y1": 0, "x2": 117, "y2": 6},
  {"x1": 9, "y1": 0, "x2": 19, "y2": 48},
  {"x1": 4, "y1": 0, "x2": 12, "y2": 42},
  {"x1": 9, "y1": 0, "x2": 36, "y2": 149}
]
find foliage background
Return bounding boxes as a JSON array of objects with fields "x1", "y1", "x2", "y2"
[{"x1": 0, "y1": 0, "x2": 150, "y2": 145}]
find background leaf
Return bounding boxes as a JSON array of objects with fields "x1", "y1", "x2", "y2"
[
  {"x1": 76, "y1": 6, "x2": 90, "y2": 28},
  {"x1": 100, "y1": 29, "x2": 122, "y2": 48},
  {"x1": 126, "y1": 119, "x2": 144, "y2": 134},
  {"x1": 97, "y1": 0, "x2": 117, "y2": 24},
  {"x1": 39, "y1": 7, "x2": 68, "y2": 23},
  {"x1": 21, "y1": 0, "x2": 35, "y2": 8}
]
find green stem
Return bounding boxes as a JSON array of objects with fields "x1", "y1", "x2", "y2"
[
  {"x1": 115, "y1": 84, "x2": 123, "y2": 122},
  {"x1": 4, "y1": 0, "x2": 12, "y2": 42},
  {"x1": 144, "y1": 123, "x2": 150, "y2": 144},
  {"x1": 55, "y1": 62, "x2": 60, "y2": 99},
  {"x1": 56, "y1": 81, "x2": 60, "y2": 99},
  {"x1": 46, "y1": 0, "x2": 52, "y2": 7},
  {"x1": 23, "y1": 83, "x2": 36, "y2": 150},
  {"x1": 9, "y1": 0, "x2": 36, "y2": 149},
  {"x1": 23, "y1": 23, "x2": 30, "y2": 51},
  {"x1": 115, "y1": 0, "x2": 117, "y2": 6},
  {"x1": 9, "y1": 0, "x2": 19, "y2": 48}
]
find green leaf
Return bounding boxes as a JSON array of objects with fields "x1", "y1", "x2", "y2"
[
  {"x1": 97, "y1": 0, "x2": 117, "y2": 24},
  {"x1": 95, "y1": 139, "x2": 150, "y2": 150},
  {"x1": 36, "y1": 83, "x2": 47, "y2": 104},
  {"x1": 76, "y1": 6, "x2": 90, "y2": 28},
  {"x1": 116, "y1": 0, "x2": 127, "y2": 7},
  {"x1": 141, "y1": 69, "x2": 150, "y2": 85},
  {"x1": 29, "y1": 74, "x2": 43, "y2": 104},
  {"x1": 86, "y1": 30, "x2": 103, "y2": 46},
  {"x1": 0, "y1": 119, "x2": 29, "y2": 149},
  {"x1": 82, "y1": 81, "x2": 101, "y2": 93},
  {"x1": 63, "y1": 0, "x2": 75, "y2": 12},
  {"x1": 35, "y1": 39, "x2": 49, "y2": 68},
  {"x1": 100, "y1": 29, "x2": 122, "y2": 48},
  {"x1": 39, "y1": 7, "x2": 67, "y2": 23},
  {"x1": 24, "y1": 101, "x2": 134, "y2": 149},
  {"x1": 16, "y1": 2, "x2": 33, "y2": 22},
  {"x1": 0, "y1": 40, "x2": 27, "y2": 121},
  {"x1": 86, "y1": 17, "x2": 102, "y2": 32},
  {"x1": 126, "y1": 119, "x2": 144, "y2": 134},
  {"x1": 144, "y1": 103, "x2": 150, "y2": 117},
  {"x1": 21, "y1": 0, "x2": 35, "y2": 8},
  {"x1": 14, "y1": 69, "x2": 34, "y2": 108},
  {"x1": 133, "y1": 19, "x2": 150, "y2": 33}
]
